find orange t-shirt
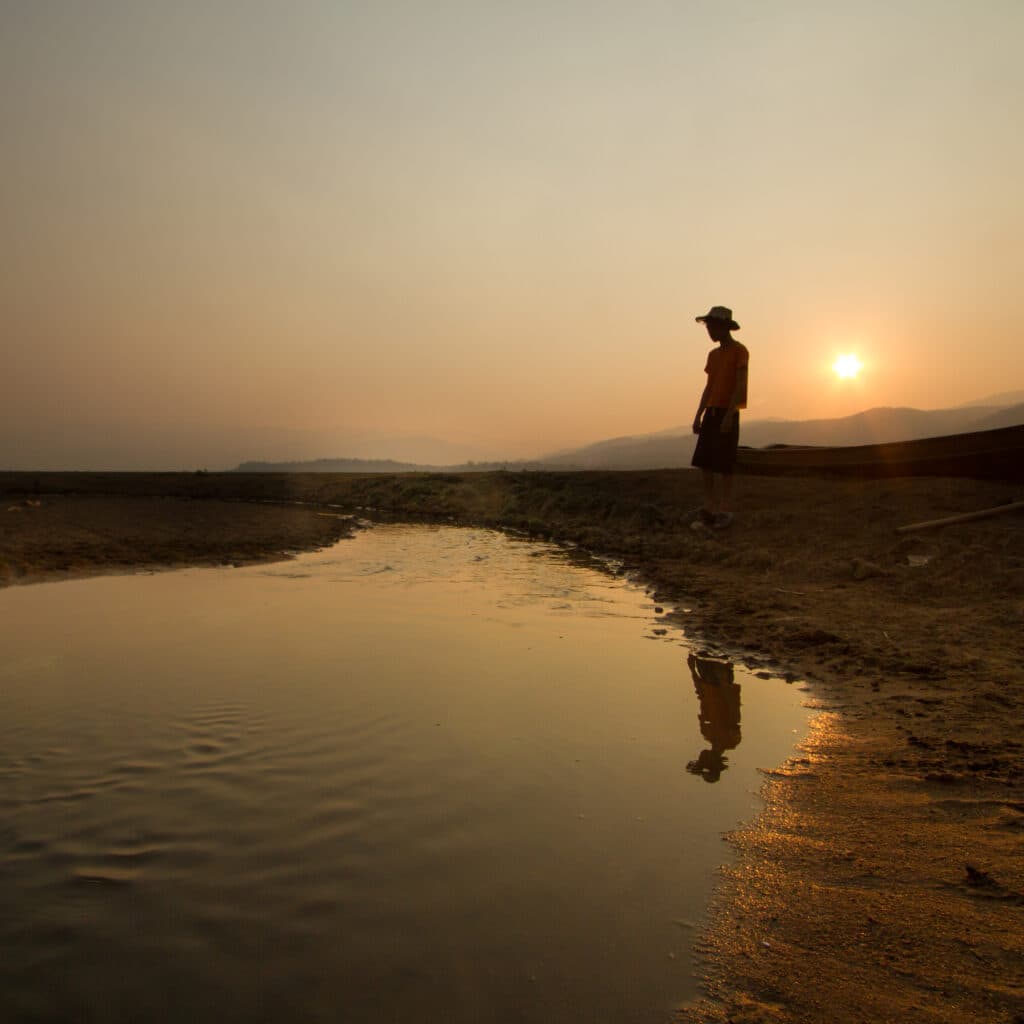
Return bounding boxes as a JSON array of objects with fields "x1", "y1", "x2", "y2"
[{"x1": 704, "y1": 341, "x2": 749, "y2": 409}]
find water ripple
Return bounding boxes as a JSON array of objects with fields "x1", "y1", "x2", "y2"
[{"x1": 0, "y1": 523, "x2": 810, "y2": 1024}]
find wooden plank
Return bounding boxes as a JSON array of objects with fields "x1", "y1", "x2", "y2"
[{"x1": 895, "y1": 500, "x2": 1024, "y2": 533}]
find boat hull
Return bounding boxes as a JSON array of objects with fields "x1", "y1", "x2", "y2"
[{"x1": 734, "y1": 424, "x2": 1024, "y2": 481}]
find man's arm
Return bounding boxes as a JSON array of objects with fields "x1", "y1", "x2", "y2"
[
  {"x1": 720, "y1": 363, "x2": 748, "y2": 432},
  {"x1": 693, "y1": 381, "x2": 711, "y2": 434}
]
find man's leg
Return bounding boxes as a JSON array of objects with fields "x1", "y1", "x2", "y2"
[
  {"x1": 719, "y1": 472, "x2": 734, "y2": 515},
  {"x1": 708, "y1": 473, "x2": 736, "y2": 529},
  {"x1": 701, "y1": 470, "x2": 717, "y2": 516}
]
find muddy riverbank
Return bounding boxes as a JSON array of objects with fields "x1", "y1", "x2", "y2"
[{"x1": 2, "y1": 469, "x2": 1022, "y2": 1022}]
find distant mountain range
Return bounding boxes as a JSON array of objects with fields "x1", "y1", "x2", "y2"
[
  {"x1": 234, "y1": 394, "x2": 1024, "y2": 474},
  {"x1": 233, "y1": 456, "x2": 531, "y2": 474},
  {"x1": 538, "y1": 400, "x2": 1024, "y2": 471}
]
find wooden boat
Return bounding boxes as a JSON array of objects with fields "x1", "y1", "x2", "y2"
[{"x1": 734, "y1": 423, "x2": 1024, "y2": 481}]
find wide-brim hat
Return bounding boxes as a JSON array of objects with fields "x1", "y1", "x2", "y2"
[{"x1": 696, "y1": 305, "x2": 740, "y2": 330}]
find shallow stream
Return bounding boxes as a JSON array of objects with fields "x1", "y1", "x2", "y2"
[{"x1": 0, "y1": 525, "x2": 810, "y2": 1023}]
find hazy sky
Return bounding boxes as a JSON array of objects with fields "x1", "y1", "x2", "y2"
[{"x1": 4, "y1": 1, "x2": 1022, "y2": 469}]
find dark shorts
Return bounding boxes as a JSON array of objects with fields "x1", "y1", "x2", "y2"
[{"x1": 691, "y1": 408, "x2": 740, "y2": 474}]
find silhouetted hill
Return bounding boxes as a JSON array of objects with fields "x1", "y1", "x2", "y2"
[
  {"x1": 237, "y1": 457, "x2": 431, "y2": 474},
  {"x1": 535, "y1": 402, "x2": 1024, "y2": 470},
  {"x1": 233, "y1": 398, "x2": 1024, "y2": 473},
  {"x1": 538, "y1": 433, "x2": 693, "y2": 470},
  {"x1": 954, "y1": 390, "x2": 1024, "y2": 408},
  {"x1": 966, "y1": 402, "x2": 1024, "y2": 431},
  {"x1": 234, "y1": 456, "x2": 536, "y2": 474},
  {"x1": 739, "y1": 405, "x2": 1006, "y2": 448}
]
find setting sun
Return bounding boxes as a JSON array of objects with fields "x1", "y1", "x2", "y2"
[{"x1": 833, "y1": 354, "x2": 863, "y2": 380}]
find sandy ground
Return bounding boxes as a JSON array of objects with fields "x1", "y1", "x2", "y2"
[
  {"x1": 0, "y1": 493, "x2": 356, "y2": 585},
  {"x1": 2, "y1": 471, "x2": 1022, "y2": 1022}
]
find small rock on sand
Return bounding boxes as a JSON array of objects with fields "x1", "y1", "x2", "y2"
[{"x1": 851, "y1": 557, "x2": 888, "y2": 580}]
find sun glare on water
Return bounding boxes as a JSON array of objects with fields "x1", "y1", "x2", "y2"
[{"x1": 833, "y1": 354, "x2": 863, "y2": 380}]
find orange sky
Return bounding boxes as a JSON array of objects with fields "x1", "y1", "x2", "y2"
[{"x1": 3, "y1": 2, "x2": 1022, "y2": 469}]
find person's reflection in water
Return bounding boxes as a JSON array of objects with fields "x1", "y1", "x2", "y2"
[{"x1": 685, "y1": 653, "x2": 741, "y2": 783}]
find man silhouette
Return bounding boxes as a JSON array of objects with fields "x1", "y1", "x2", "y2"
[
  {"x1": 685, "y1": 653, "x2": 742, "y2": 783},
  {"x1": 691, "y1": 305, "x2": 749, "y2": 529}
]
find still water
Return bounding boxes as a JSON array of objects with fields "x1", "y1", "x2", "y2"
[{"x1": 0, "y1": 525, "x2": 810, "y2": 1023}]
